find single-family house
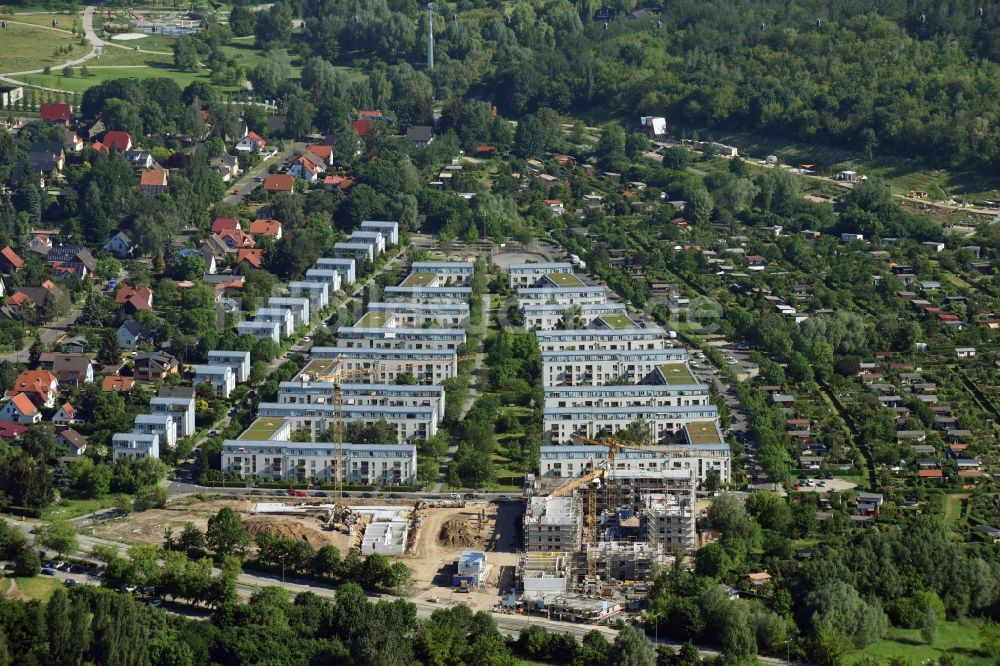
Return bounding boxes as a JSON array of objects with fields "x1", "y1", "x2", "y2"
[
  {"x1": 53, "y1": 401, "x2": 81, "y2": 427},
  {"x1": 219, "y1": 228, "x2": 255, "y2": 250},
  {"x1": 39, "y1": 102, "x2": 72, "y2": 126},
  {"x1": 101, "y1": 375, "x2": 135, "y2": 393},
  {"x1": 103, "y1": 231, "x2": 136, "y2": 259},
  {"x1": 116, "y1": 319, "x2": 154, "y2": 350},
  {"x1": 406, "y1": 125, "x2": 434, "y2": 147},
  {"x1": 856, "y1": 492, "x2": 884, "y2": 515},
  {"x1": 304, "y1": 144, "x2": 334, "y2": 166},
  {"x1": 0, "y1": 247, "x2": 24, "y2": 273},
  {"x1": 0, "y1": 393, "x2": 41, "y2": 423},
  {"x1": 248, "y1": 218, "x2": 282, "y2": 240},
  {"x1": 237, "y1": 249, "x2": 264, "y2": 271},
  {"x1": 51, "y1": 354, "x2": 94, "y2": 386},
  {"x1": 7, "y1": 370, "x2": 59, "y2": 408},
  {"x1": 263, "y1": 174, "x2": 295, "y2": 194},
  {"x1": 139, "y1": 168, "x2": 168, "y2": 196},
  {"x1": 103, "y1": 131, "x2": 133, "y2": 151},
  {"x1": 115, "y1": 285, "x2": 153, "y2": 312},
  {"x1": 235, "y1": 131, "x2": 266, "y2": 153},
  {"x1": 57, "y1": 428, "x2": 87, "y2": 455},
  {"x1": 288, "y1": 155, "x2": 321, "y2": 182},
  {"x1": 133, "y1": 351, "x2": 179, "y2": 381},
  {"x1": 45, "y1": 246, "x2": 96, "y2": 278}
]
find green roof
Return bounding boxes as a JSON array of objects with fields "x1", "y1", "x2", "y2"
[
  {"x1": 401, "y1": 271, "x2": 438, "y2": 287},
  {"x1": 302, "y1": 358, "x2": 338, "y2": 378},
  {"x1": 684, "y1": 421, "x2": 724, "y2": 445},
  {"x1": 239, "y1": 417, "x2": 288, "y2": 441},
  {"x1": 543, "y1": 272, "x2": 584, "y2": 288},
  {"x1": 357, "y1": 311, "x2": 392, "y2": 327},
  {"x1": 658, "y1": 363, "x2": 697, "y2": 385},
  {"x1": 598, "y1": 313, "x2": 635, "y2": 329}
]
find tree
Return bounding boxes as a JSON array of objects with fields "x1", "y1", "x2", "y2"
[
  {"x1": 255, "y1": 2, "x2": 292, "y2": 50},
  {"x1": 206, "y1": 507, "x2": 250, "y2": 559},
  {"x1": 13, "y1": 547, "x2": 40, "y2": 577},
  {"x1": 34, "y1": 520, "x2": 78, "y2": 556},
  {"x1": 97, "y1": 328, "x2": 122, "y2": 365},
  {"x1": 178, "y1": 522, "x2": 205, "y2": 553},
  {"x1": 610, "y1": 625, "x2": 656, "y2": 666},
  {"x1": 685, "y1": 188, "x2": 714, "y2": 224},
  {"x1": 921, "y1": 605, "x2": 938, "y2": 645},
  {"x1": 662, "y1": 146, "x2": 692, "y2": 170},
  {"x1": 21, "y1": 424, "x2": 58, "y2": 460},
  {"x1": 229, "y1": 5, "x2": 256, "y2": 36},
  {"x1": 513, "y1": 114, "x2": 550, "y2": 157},
  {"x1": 28, "y1": 334, "x2": 44, "y2": 367},
  {"x1": 172, "y1": 36, "x2": 199, "y2": 72}
]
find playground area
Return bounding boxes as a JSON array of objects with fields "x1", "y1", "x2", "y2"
[{"x1": 101, "y1": 9, "x2": 202, "y2": 37}]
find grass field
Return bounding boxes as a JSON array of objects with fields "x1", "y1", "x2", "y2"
[
  {"x1": 1, "y1": 576, "x2": 61, "y2": 601},
  {"x1": 4, "y1": 12, "x2": 79, "y2": 30},
  {"x1": 847, "y1": 620, "x2": 990, "y2": 666},
  {"x1": 943, "y1": 493, "x2": 968, "y2": 527},
  {"x1": 19, "y1": 63, "x2": 234, "y2": 93},
  {"x1": 0, "y1": 22, "x2": 78, "y2": 74},
  {"x1": 42, "y1": 496, "x2": 119, "y2": 520}
]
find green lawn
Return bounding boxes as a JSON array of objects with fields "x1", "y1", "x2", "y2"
[
  {"x1": 943, "y1": 494, "x2": 968, "y2": 527},
  {"x1": 19, "y1": 63, "x2": 239, "y2": 93},
  {"x1": 4, "y1": 576, "x2": 61, "y2": 601},
  {"x1": 42, "y1": 496, "x2": 119, "y2": 520},
  {"x1": 847, "y1": 620, "x2": 991, "y2": 666},
  {"x1": 0, "y1": 22, "x2": 77, "y2": 74}
]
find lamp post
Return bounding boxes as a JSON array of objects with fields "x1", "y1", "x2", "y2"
[{"x1": 278, "y1": 552, "x2": 288, "y2": 584}]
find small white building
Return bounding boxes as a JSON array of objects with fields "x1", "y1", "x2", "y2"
[
  {"x1": 133, "y1": 413, "x2": 177, "y2": 450},
  {"x1": 191, "y1": 364, "x2": 236, "y2": 398},
  {"x1": 266, "y1": 297, "x2": 311, "y2": 328},
  {"x1": 359, "y1": 220, "x2": 399, "y2": 246},
  {"x1": 236, "y1": 320, "x2": 281, "y2": 344},
  {"x1": 149, "y1": 396, "x2": 196, "y2": 438},
  {"x1": 255, "y1": 307, "x2": 295, "y2": 338},
  {"x1": 113, "y1": 432, "x2": 159, "y2": 461},
  {"x1": 955, "y1": 347, "x2": 977, "y2": 359},
  {"x1": 316, "y1": 257, "x2": 356, "y2": 285},
  {"x1": 207, "y1": 350, "x2": 252, "y2": 383},
  {"x1": 288, "y1": 280, "x2": 330, "y2": 310},
  {"x1": 305, "y1": 268, "x2": 343, "y2": 294}
]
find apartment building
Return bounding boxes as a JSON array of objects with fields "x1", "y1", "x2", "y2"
[
  {"x1": 410, "y1": 261, "x2": 475, "y2": 285},
  {"x1": 544, "y1": 405, "x2": 719, "y2": 444},
  {"x1": 542, "y1": 350, "x2": 688, "y2": 386},
  {"x1": 534, "y1": 327, "x2": 669, "y2": 352},
  {"x1": 207, "y1": 350, "x2": 252, "y2": 383},
  {"x1": 221, "y1": 440, "x2": 416, "y2": 485},
  {"x1": 305, "y1": 268, "x2": 342, "y2": 294},
  {"x1": 382, "y1": 285, "x2": 472, "y2": 304},
  {"x1": 112, "y1": 432, "x2": 160, "y2": 461},
  {"x1": 255, "y1": 307, "x2": 295, "y2": 338},
  {"x1": 279, "y1": 381, "x2": 447, "y2": 421},
  {"x1": 351, "y1": 230, "x2": 385, "y2": 254},
  {"x1": 288, "y1": 280, "x2": 330, "y2": 310},
  {"x1": 191, "y1": 364, "x2": 236, "y2": 398},
  {"x1": 316, "y1": 257, "x2": 356, "y2": 285},
  {"x1": 236, "y1": 320, "x2": 281, "y2": 343},
  {"x1": 334, "y1": 241, "x2": 375, "y2": 264},
  {"x1": 336, "y1": 326, "x2": 467, "y2": 351},
  {"x1": 524, "y1": 495, "x2": 583, "y2": 552},
  {"x1": 361, "y1": 302, "x2": 470, "y2": 328},
  {"x1": 133, "y1": 413, "x2": 177, "y2": 450},
  {"x1": 267, "y1": 297, "x2": 311, "y2": 327},
  {"x1": 149, "y1": 396, "x2": 196, "y2": 438},
  {"x1": 359, "y1": 220, "x2": 399, "y2": 246},
  {"x1": 544, "y1": 383, "x2": 710, "y2": 410},
  {"x1": 310, "y1": 347, "x2": 458, "y2": 384},
  {"x1": 538, "y1": 439, "x2": 730, "y2": 485},
  {"x1": 256, "y1": 402, "x2": 438, "y2": 443},
  {"x1": 517, "y1": 286, "x2": 607, "y2": 308},
  {"x1": 522, "y1": 302, "x2": 629, "y2": 330},
  {"x1": 508, "y1": 262, "x2": 574, "y2": 289}
]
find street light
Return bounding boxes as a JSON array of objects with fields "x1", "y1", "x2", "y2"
[
  {"x1": 785, "y1": 638, "x2": 791, "y2": 666},
  {"x1": 278, "y1": 552, "x2": 288, "y2": 583}
]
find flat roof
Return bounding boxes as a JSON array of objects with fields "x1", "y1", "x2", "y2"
[
  {"x1": 239, "y1": 417, "x2": 288, "y2": 441},
  {"x1": 684, "y1": 421, "x2": 725, "y2": 445},
  {"x1": 401, "y1": 271, "x2": 437, "y2": 287},
  {"x1": 544, "y1": 272, "x2": 585, "y2": 288},
  {"x1": 658, "y1": 363, "x2": 697, "y2": 385},
  {"x1": 302, "y1": 358, "x2": 339, "y2": 376},
  {"x1": 598, "y1": 313, "x2": 636, "y2": 329},
  {"x1": 357, "y1": 311, "x2": 392, "y2": 327}
]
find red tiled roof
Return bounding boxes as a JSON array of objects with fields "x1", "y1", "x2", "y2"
[
  {"x1": 40, "y1": 102, "x2": 71, "y2": 122},
  {"x1": 305, "y1": 144, "x2": 333, "y2": 159},
  {"x1": 263, "y1": 174, "x2": 294, "y2": 192},
  {"x1": 918, "y1": 469, "x2": 943, "y2": 478},
  {"x1": 1, "y1": 246, "x2": 24, "y2": 269},
  {"x1": 237, "y1": 248, "x2": 263, "y2": 268},
  {"x1": 102, "y1": 375, "x2": 135, "y2": 392},
  {"x1": 103, "y1": 131, "x2": 132, "y2": 150},
  {"x1": 211, "y1": 218, "x2": 241, "y2": 234},
  {"x1": 351, "y1": 119, "x2": 371, "y2": 137},
  {"x1": 9, "y1": 393, "x2": 38, "y2": 416},
  {"x1": 139, "y1": 169, "x2": 167, "y2": 187},
  {"x1": 115, "y1": 286, "x2": 152, "y2": 307},
  {"x1": 358, "y1": 110, "x2": 384, "y2": 118},
  {"x1": 246, "y1": 131, "x2": 266, "y2": 146},
  {"x1": 220, "y1": 228, "x2": 255, "y2": 247},
  {"x1": 249, "y1": 219, "x2": 281, "y2": 237},
  {"x1": 0, "y1": 421, "x2": 28, "y2": 438},
  {"x1": 324, "y1": 175, "x2": 355, "y2": 191}
]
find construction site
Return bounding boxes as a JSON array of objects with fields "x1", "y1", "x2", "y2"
[{"x1": 513, "y1": 437, "x2": 699, "y2": 622}]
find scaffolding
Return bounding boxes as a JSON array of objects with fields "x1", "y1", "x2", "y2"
[{"x1": 523, "y1": 495, "x2": 583, "y2": 553}]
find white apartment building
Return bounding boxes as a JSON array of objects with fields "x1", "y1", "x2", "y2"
[
  {"x1": 278, "y1": 381, "x2": 447, "y2": 421},
  {"x1": 534, "y1": 327, "x2": 669, "y2": 352},
  {"x1": 522, "y1": 302, "x2": 628, "y2": 330},
  {"x1": 133, "y1": 413, "x2": 177, "y2": 450},
  {"x1": 360, "y1": 220, "x2": 399, "y2": 246},
  {"x1": 517, "y1": 286, "x2": 607, "y2": 308},
  {"x1": 334, "y1": 241, "x2": 375, "y2": 264},
  {"x1": 336, "y1": 326, "x2": 467, "y2": 351},
  {"x1": 236, "y1": 320, "x2": 281, "y2": 343},
  {"x1": 351, "y1": 230, "x2": 385, "y2": 254},
  {"x1": 382, "y1": 285, "x2": 472, "y2": 304},
  {"x1": 113, "y1": 432, "x2": 160, "y2": 461},
  {"x1": 222, "y1": 440, "x2": 416, "y2": 485},
  {"x1": 544, "y1": 384, "x2": 710, "y2": 410},
  {"x1": 542, "y1": 350, "x2": 688, "y2": 386},
  {"x1": 149, "y1": 396, "x2": 196, "y2": 438},
  {"x1": 316, "y1": 257, "x2": 356, "y2": 285},
  {"x1": 305, "y1": 268, "x2": 342, "y2": 294},
  {"x1": 191, "y1": 364, "x2": 236, "y2": 398},
  {"x1": 543, "y1": 405, "x2": 719, "y2": 445},
  {"x1": 288, "y1": 280, "x2": 330, "y2": 310},
  {"x1": 207, "y1": 350, "x2": 252, "y2": 383},
  {"x1": 255, "y1": 307, "x2": 295, "y2": 338},
  {"x1": 362, "y1": 302, "x2": 470, "y2": 328},
  {"x1": 410, "y1": 261, "x2": 475, "y2": 285},
  {"x1": 538, "y1": 439, "x2": 730, "y2": 485},
  {"x1": 310, "y1": 347, "x2": 458, "y2": 384},
  {"x1": 508, "y1": 262, "x2": 574, "y2": 289},
  {"x1": 256, "y1": 402, "x2": 437, "y2": 443},
  {"x1": 267, "y1": 297, "x2": 311, "y2": 327}
]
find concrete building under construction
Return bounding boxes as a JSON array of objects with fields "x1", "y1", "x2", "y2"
[{"x1": 523, "y1": 495, "x2": 583, "y2": 552}]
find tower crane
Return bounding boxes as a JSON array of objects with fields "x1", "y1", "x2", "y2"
[{"x1": 308, "y1": 354, "x2": 476, "y2": 499}]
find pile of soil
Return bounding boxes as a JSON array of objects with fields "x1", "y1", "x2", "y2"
[
  {"x1": 243, "y1": 516, "x2": 331, "y2": 547},
  {"x1": 439, "y1": 516, "x2": 483, "y2": 548}
]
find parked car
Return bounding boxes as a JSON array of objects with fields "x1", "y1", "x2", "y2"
[
  {"x1": 273, "y1": 490, "x2": 288, "y2": 497},
  {"x1": 463, "y1": 493, "x2": 477, "y2": 500},
  {"x1": 288, "y1": 489, "x2": 309, "y2": 497},
  {"x1": 449, "y1": 493, "x2": 461, "y2": 500},
  {"x1": 313, "y1": 491, "x2": 328, "y2": 497},
  {"x1": 361, "y1": 492, "x2": 374, "y2": 499},
  {"x1": 42, "y1": 568, "x2": 58, "y2": 576},
  {"x1": 63, "y1": 579, "x2": 78, "y2": 587}
]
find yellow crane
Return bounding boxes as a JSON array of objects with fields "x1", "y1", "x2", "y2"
[{"x1": 310, "y1": 354, "x2": 476, "y2": 499}]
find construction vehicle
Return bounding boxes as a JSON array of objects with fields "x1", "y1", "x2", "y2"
[{"x1": 308, "y1": 354, "x2": 476, "y2": 499}]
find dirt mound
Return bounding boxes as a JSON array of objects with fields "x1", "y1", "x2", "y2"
[
  {"x1": 243, "y1": 516, "x2": 331, "y2": 547},
  {"x1": 439, "y1": 516, "x2": 483, "y2": 548}
]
